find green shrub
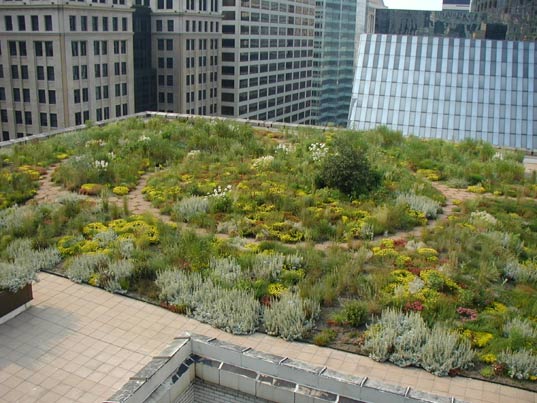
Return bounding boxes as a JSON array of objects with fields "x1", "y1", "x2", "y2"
[
  {"x1": 313, "y1": 329, "x2": 337, "y2": 346},
  {"x1": 316, "y1": 143, "x2": 380, "y2": 199},
  {"x1": 340, "y1": 300, "x2": 369, "y2": 327}
]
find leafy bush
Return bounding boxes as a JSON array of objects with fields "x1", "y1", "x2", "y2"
[
  {"x1": 65, "y1": 253, "x2": 110, "y2": 283},
  {"x1": 313, "y1": 329, "x2": 337, "y2": 346},
  {"x1": 173, "y1": 196, "x2": 209, "y2": 222},
  {"x1": 156, "y1": 270, "x2": 260, "y2": 334},
  {"x1": 503, "y1": 318, "x2": 537, "y2": 339},
  {"x1": 210, "y1": 256, "x2": 243, "y2": 284},
  {"x1": 420, "y1": 325, "x2": 474, "y2": 376},
  {"x1": 395, "y1": 192, "x2": 441, "y2": 219},
  {"x1": 364, "y1": 309, "x2": 474, "y2": 375},
  {"x1": 263, "y1": 292, "x2": 320, "y2": 340},
  {"x1": 0, "y1": 240, "x2": 61, "y2": 292},
  {"x1": 339, "y1": 300, "x2": 369, "y2": 327},
  {"x1": 316, "y1": 144, "x2": 380, "y2": 198},
  {"x1": 498, "y1": 349, "x2": 537, "y2": 380}
]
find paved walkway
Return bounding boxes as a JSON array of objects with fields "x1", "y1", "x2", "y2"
[{"x1": 1, "y1": 273, "x2": 535, "y2": 403}]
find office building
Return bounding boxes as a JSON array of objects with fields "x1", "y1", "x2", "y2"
[
  {"x1": 471, "y1": 0, "x2": 537, "y2": 41},
  {"x1": 0, "y1": 0, "x2": 135, "y2": 141},
  {"x1": 443, "y1": 0, "x2": 471, "y2": 10},
  {"x1": 144, "y1": 0, "x2": 221, "y2": 115},
  {"x1": 220, "y1": 0, "x2": 316, "y2": 124},
  {"x1": 348, "y1": 34, "x2": 536, "y2": 150}
]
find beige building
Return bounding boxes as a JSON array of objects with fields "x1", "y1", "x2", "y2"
[
  {"x1": 0, "y1": 0, "x2": 135, "y2": 141},
  {"x1": 144, "y1": 0, "x2": 221, "y2": 115}
]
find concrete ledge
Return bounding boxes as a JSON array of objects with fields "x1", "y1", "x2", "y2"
[{"x1": 106, "y1": 334, "x2": 469, "y2": 403}]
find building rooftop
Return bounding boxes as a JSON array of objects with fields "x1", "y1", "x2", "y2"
[{"x1": 1, "y1": 273, "x2": 535, "y2": 403}]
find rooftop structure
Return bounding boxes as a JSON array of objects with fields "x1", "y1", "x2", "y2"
[{"x1": 348, "y1": 34, "x2": 536, "y2": 150}]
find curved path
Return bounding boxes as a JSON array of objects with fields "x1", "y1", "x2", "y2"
[{"x1": 1, "y1": 272, "x2": 534, "y2": 403}]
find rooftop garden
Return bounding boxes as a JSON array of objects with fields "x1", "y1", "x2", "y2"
[{"x1": 0, "y1": 117, "x2": 536, "y2": 389}]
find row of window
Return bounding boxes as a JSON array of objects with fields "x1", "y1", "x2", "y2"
[
  {"x1": 223, "y1": 38, "x2": 313, "y2": 49},
  {"x1": 234, "y1": 49, "x2": 313, "y2": 62},
  {"x1": 10, "y1": 65, "x2": 55, "y2": 81},
  {"x1": 221, "y1": 61, "x2": 313, "y2": 75},
  {"x1": 69, "y1": 15, "x2": 128, "y2": 32},
  {"x1": 71, "y1": 40, "x2": 128, "y2": 57},
  {"x1": 73, "y1": 83, "x2": 127, "y2": 103},
  {"x1": 0, "y1": 88, "x2": 57, "y2": 104},
  {"x1": 4, "y1": 15, "x2": 53, "y2": 32},
  {"x1": 228, "y1": 11, "x2": 314, "y2": 26},
  {"x1": 0, "y1": 110, "x2": 57, "y2": 127}
]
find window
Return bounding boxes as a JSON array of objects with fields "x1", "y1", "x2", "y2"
[
  {"x1": 9, "y1": 41, "x2": 17, "y2": 56},
  {"x1": 50, "y1": 113, "x2": 57, "y2": 128},
  {"x1": 167, "y1": 20, "x2": 174, "y2": 32},
  {"x1": 114, "y1": 41, "x2": 119, "y2": 54},
  {"x1": 81, "y1": 16, "x2": 87, "y2": 31},
  {"x1": 13, "y1": 88, "x2": 20, "y2": 102},
  {"x1": 23, "y1": 88, "x2": 30, "y2": 102},
  {"x1": 94, "y1": 41, "x2": 100, "y2": 55},
  {"x1": 115, "y1": 84, "x2": 120, "y2": 97},
  {"x1": 101, "y1": 41, "x2": 107, "y2": 55},
  {"x1": 94, "y1": 64, "x2": 100, "y2": 77},
  {"x1": 45, "y1": 41, "x2": 53, "y2": 57},
  {"x1": 156, "y1": 20, "x2": 162, "y2": 32},
  {"x1": 19, "y1": 42, "x2": 27, "y2": 56},
  {"x1": 116, "y1": 104, "x2": 121, "y2": 117},
  {"x1": 158, "y1": 75, "x2": 164, "y2": 85},
  {"x1": 167, "y1": 58, "x2": 173, "y2": 68},
  {"x1": 114, "y1": 62, "x2": 120, "y2": 75},
  {"x1": 36, "y1": 66, "x2": 44, "y2": 80},
  {"x1": 35, "y1": 41, "x2": 43, "y2": 57},
  {"x1": 102, "y1": 17, "x2": 108, "y2": 31},
  {"x1": 112, "y1": 17, "x2": 118, "y2": 31},
  {"x1": 21, "y1": 65, "x2": 28, "y2": 80},
  {"x1": 1, "y1": 110, "x2": 8, "y2": 123},
  {"x1": 122, "y1": 104, "x2": 127, "y2": 116},
  {"x1": 72, "y1": 41, "x2": 79, "y2": 56},
  {"x1": 96, "y1": 86, "x2": 101, "y2": 100},
  {"x1": 104, "y1": 107, "x2": 110, "y2": 119},
  {"x1": 121, "y1": 40, "x2": 126, "y2": 54},
  {"x1": 18, "y1": 16, "x2": 25, "y2": 31},
  {"x1": 92, "y1": 16, "x2": 98, "y2": 31},
  {"x1": 103, "y1": 86, "x2": 109, "y2": 99},
  {"x1": 40, "y1": 113, "x2": 47, "y2": 126},
  {"x1": 157, "y1": 0, "x2": 164, "y2": 8},
  {"x1": 96, "y1": 108, "x2": 102, "y2": 121},
  {"x1": 166, "y1": 39, "x2": 173, "y2": 51},
  {"x1": 75, "y1": 112, "x2": 82, "y2": 125},
  {"x1": 47, "y1": 66, "x2": 55, "y2": 81},
  {"x1": 121, "y1": 62, "x2": 126, "y2": 75},
  {"x1": 73, "y1": 65, "x2": 80, "y2": 80},
  {"x1": 0, "y1": 88, "x2": 4, "y2": 101},
  {"x1": 102, "y1": 64, "x2": 108, "y2": 77},
  {"x1": 74, "y1": 89, "x2": 80, "y2": 103},
  {"x1": 44, "y1": 15, "x2": 52, "y2": 31},
  {"x1": 82, "y1": 88, "x2": 88, "y2": 102},
  {"x1": 158, "y1": 39, "x2": 164, "y2": 51},
  {"x1": 167, "y1": 93, "x2": 173, "y2": 104},
  {"x1": 24, "y1": 111, "x2": 32, "y2": 125},
  {"x1": 11, "y1": 65, "x2": 19, "y2": 79},
  {"x1": 80, "y1": 41, "x2": 87, "y2": 56},
  {"x1": 5, "y1": 16, "x2": 12, "y2": 31},
  {"x1": 31, "y1": 16, "x2": 39, "y2": 31},
  {"x1": 69, "y1": 16, "x2": 76, "y2": 31},
  {"x1": 122, "y1": 83, "x2": 127, "y2": 96},
  {"x1": 122, "y1": 17, "x2": 127, "y2": 31},
  {"x1": 48, "y1": 90, "x2": 56, "y2": 104},
  {"x1": 167, "y1": 75, "x2": 173, "y2": 86},
  {"x1": 81, "y1": 65, "x2": 87, "y2": 79},
  {"x1": 15, "y1": 111, "x2": 22, "y2": 124}
]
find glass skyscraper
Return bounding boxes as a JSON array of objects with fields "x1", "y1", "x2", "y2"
[
  {"x1": 348, "y1": 34, "x2": 536, "y2": 150},
  {"x1": 313, "y1": 0, "x2": 365, "y2": 126}
]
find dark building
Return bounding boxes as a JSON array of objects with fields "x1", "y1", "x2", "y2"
[
  {"x1": 133, "y1": 5, "x2": 157, "y2": 113},
  {"x1": 374, "y1": 9, "x2": 506, "y2": 40}
]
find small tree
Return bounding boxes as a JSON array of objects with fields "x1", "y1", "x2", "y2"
[{"x1": 316, "y1": 144, "x2": 380, "y2": 199}]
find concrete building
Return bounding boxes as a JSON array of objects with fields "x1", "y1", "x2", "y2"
[
  {"x1": 348, "y1": 34, "x2": 536, "y2": 150},
  {"x1": 219, "y1": 0, "x2": 316, "y2": 124},
  {"x1": 143, "y1": 0, "x2": 221, "y2": 115},
  {"x1": 0, "y1": 0, "x2": 135, "y2": 141},
  {"x1": 443, "y1": 0, "x2": 471, "y2": 10},
  {"x1": 471, "y1": 0, "x2": 537, "y2": 40}
]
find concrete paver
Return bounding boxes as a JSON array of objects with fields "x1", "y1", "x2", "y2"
[{"x1": 1, "y1": 273, "x2": 535, "y2": 402}]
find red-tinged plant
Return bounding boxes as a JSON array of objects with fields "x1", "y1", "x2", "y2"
[{"x1": 457, "y1": 307, "x2": 478, "y2": 322}]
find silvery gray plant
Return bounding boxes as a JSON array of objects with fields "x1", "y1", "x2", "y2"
[
  {"x1": 395, "y1": 192, "x2": 441, "y2": 219},
  {"x1": 498, "y1": 349, "x2": 537, "y2": 380}
]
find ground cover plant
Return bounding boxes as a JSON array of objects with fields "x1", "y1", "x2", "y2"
[{"x1": 1, "y1": 117, "x2": 536, "y2": 389}]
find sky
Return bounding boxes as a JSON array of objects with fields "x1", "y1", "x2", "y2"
[{"x1": 383, "y1": 0, "x2": 443, "y2": 10}]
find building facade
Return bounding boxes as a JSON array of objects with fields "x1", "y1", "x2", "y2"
[
  {"x1": 471, "y1": 0, "x2": 537, "y2": 41},
  {"x1": 220, "y1": 0, "x2": 316, "y2": 124},
  {"x1": 312, "y1": 0, "x2": 359, "y2": 126},
  {"x1": 144, "y1": 0, "x2": 221, "y2": 115},
  {"x1": 348, "y1": 34, "x2": 536, "y2": 150},
  {"x1": 0, "y1": 0, "x2": 135, "y2": 141}
]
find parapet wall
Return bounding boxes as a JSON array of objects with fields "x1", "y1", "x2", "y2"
[{"x1": 104, "y1": 334, "x2": 468, "y2": 403}]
